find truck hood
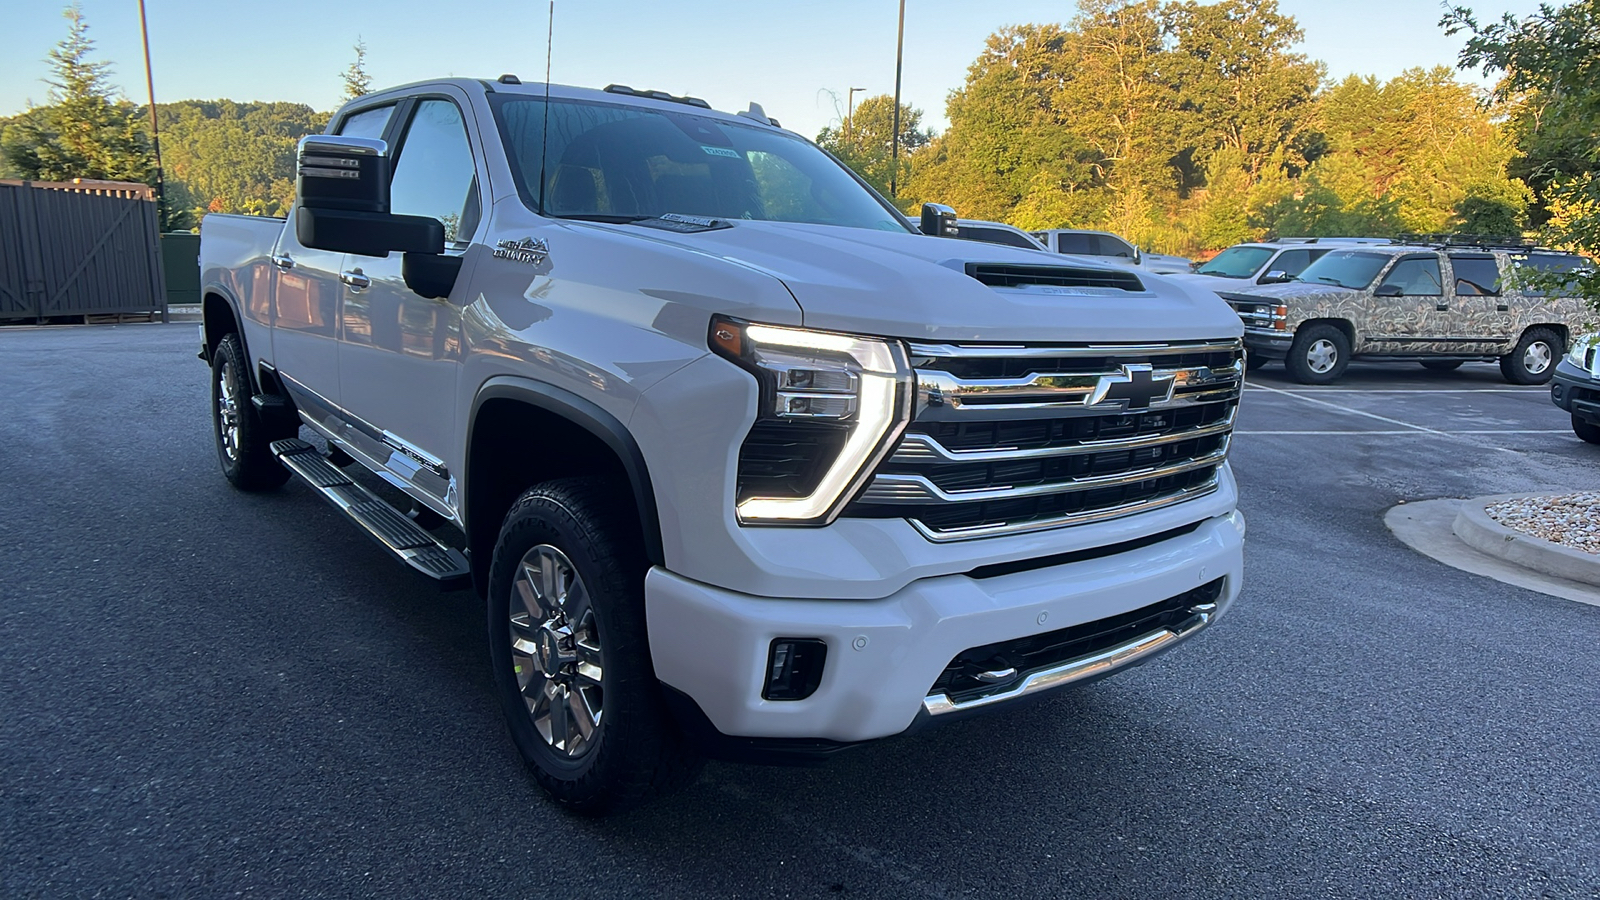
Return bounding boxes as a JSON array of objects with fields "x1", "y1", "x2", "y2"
[
  {"x1": 613, "y1": 220, "x2": 1242, "y2": 343},
  {"x1": 1214, "y1": 280, "x2": 1365, "y2": 307}
]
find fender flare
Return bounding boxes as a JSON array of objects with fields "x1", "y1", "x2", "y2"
[
  {"x1": 200, "y1": 282, "x2": 258, "y2": 389},
  {"x1": 466, "y1": 376, "x2": 665, "y2": 567}
]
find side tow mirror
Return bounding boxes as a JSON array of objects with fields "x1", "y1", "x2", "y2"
[
  {"x1": 1374, "y1": 284, "x2": 1404, "y2": 297},
  {"x1": 402, "y1": 253, "x2": 464, "y2": 301},
  {"x1": 294, "y1": 135, "x2": 445, "y2": 258},
  {"x1": 920, "y1": 203, "x2": 958, "y2": 238},
  {"x1": 1260, "y1": 270, "x2": 1292, "y2": 284}
]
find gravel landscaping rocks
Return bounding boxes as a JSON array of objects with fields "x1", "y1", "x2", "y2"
[{"x1": 1486, "y1": 492, "x2": 1600, "y2": 555}]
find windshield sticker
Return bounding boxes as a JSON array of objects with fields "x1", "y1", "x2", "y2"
[{"x1": 702, "y1": 146, "x2": 740, "y2": 159}]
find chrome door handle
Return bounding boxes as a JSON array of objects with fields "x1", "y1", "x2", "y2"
[
  {"x1": 340, "y1": 270, "x2": 371, "y2": 289},
  {"x1": 271, "y1": 254, "x2": 294, "y2": 270}
]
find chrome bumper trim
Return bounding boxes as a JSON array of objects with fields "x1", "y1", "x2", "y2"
[{"x1": 922, "y1": 603, "x2": 1217, "y2": 716}]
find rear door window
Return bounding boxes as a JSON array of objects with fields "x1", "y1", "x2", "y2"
[
  {"x1": 1449, "y1": 254, "x2": 1502, "y2": 295},
  {"x1": 1055, "y1": 233, "x2": 1094, "y2": 254}
]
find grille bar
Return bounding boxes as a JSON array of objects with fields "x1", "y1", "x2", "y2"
[
  {"x1": 859, "y1": 441, "x2": 1229, "y2": 504},
  {"x1": 907, "y1": 340, "x2": 1243, "y2": 359},
  {"x1": 915, "y1": 361, "x2": 1241, "y2": 416},
  {"x1": 890, "y1": 414, "x2": 1235, "y2": 464}
]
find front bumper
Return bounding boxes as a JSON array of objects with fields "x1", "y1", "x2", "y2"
[
  {"x1": 1241, "y1": 327, "x2": 1292, "y2": 361},
  {"x1": 1551, "y1": 359, "x2": 1600, "y2": 423},
  {"x1": 645, "y1": 510, "x2": 1244, "y2": 744}
]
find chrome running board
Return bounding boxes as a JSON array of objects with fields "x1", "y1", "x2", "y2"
[{"x1": 271, "y1": 438, "x2": 470, "y2": 590}]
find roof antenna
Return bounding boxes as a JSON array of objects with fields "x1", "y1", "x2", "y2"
[{"x1": 537, "y1": 1, "x2": 554, "y2": 215}]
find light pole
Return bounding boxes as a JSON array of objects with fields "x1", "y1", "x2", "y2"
[
  {"x1": 890, "y1": 0, "x2": 905, "y2": 198},
  {"x1": 137, "y1": 0, "x2": 165, "y2": 226},
  {"x1": 846, "y1": 86, "x2": 865, "y2": 140}
]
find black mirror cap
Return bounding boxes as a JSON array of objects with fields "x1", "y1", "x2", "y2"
[
  {"x1": 296, "y1": 136, "x2": 391, "y2": 213},
  {"x1": 402, "y1": 252, "x2": 464, "y2": 300},
  {"x1": 295, "y1": 208, "x2": 445, "y2": 257},
  {"x1": 920, "y1": 203, "x2": 958, "y2": 237},
  {"x1": 1374, "y1": 283, "x2": 1404, "y2": 297}
]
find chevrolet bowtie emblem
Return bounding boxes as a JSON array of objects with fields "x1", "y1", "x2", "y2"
[{"x1": 1087, "y1": 364, "x2": 1176, "y2": 410}]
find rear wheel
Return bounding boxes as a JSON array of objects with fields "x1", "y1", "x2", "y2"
[
  {"x1": 1500, "y1": 327, "x2": 1562, "y2": 385},
  {"x1": 1285, "y1": 324, "x2": 1350, "y2": 385},
  {"x1": 1573, "y1": 415, "x2": 1600, "y2": 445},
  {"x1": 211, "y1": 333, "x2": 292, "y2": 491},
  {"x1": 487, "y1": 477, "x2": 699, "y2": 814},
  {"x1": 1420, "y1": 360, "x2": 1463, "y2": 372}
]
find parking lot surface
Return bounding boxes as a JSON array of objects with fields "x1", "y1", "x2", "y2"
[{"x1": 3, "y1": 326, "x2": 1597, "y2": 898}]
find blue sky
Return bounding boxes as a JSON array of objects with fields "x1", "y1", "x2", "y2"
[{"x1": 0, "y1": 0, "x2": 1545, "y2": 138}]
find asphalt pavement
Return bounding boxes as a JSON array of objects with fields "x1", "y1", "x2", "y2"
[{"x1": 3, "y1": 325, "x2": 1597, "y2": 898}]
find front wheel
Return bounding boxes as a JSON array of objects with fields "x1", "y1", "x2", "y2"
[
  {"x1": 1285, "y1": 324, "x2": 1351, "y2": 385},
  {"x1": 1573, "y1": 415, "x2": 1600, "y2": 445},
  {"x1": 487, "y1": 477, "x2": 699, "y2": 814},
  {"x1": 211, "y1": 333, "x2": 291, "y2": 491},
  {"x1": 1500, "y1": 328, "x2": 1562, "y2": 385}
]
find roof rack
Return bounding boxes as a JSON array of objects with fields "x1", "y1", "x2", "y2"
[
  {"x1": 1264, "y1": 236, "x2": 1394, "y2": 244},
  {"x1": 603, "y1": 84, "x2": 711, "y2": 109},
  {"x1": 1394, "y1": 233, "x2": 1555, "y2": 252}
]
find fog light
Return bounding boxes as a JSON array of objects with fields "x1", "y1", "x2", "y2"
[{"x1": 763, "y1": 638, "x2": 827, "y2": 701}]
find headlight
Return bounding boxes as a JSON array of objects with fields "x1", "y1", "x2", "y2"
[
  {"x1": 1565, "y1": 334, "x2": 1596, "y2": 367},
  {"x1": 710, "y1": 316, "x2": 913, "y2": 525}
]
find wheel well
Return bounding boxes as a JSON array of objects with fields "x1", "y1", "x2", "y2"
[
  {"x1": 203, "y1": 292, "x2": 239, "y2": 357},
  {"x1": 1525, "y1": 323, "x2": 1569, "y2": 347},
  {"x1": 465, "y1": 397, "x2": 654, "y2": 596},
  {"x1": 1299, "y1": 317, "x2": 1356, "y2": 346}
]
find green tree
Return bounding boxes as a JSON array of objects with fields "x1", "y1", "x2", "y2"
[
  {"x1": 342, "y1": 37, "x2": 372, "y2": 101},
  {"x1": 0, "y1": 5, "x2": 155, "y2": 188},
  {"x1": 815, "y1": 94, "x2": 930, "y2": 202},
  {"x1": 157, "y1": 100, "x2": 326, "y2": 219},
  {"x1": 1445, "y1": 0, "x2": 1599, "y2": 307}
]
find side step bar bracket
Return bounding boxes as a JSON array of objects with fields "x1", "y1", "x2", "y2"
[{"x1": 271, "y1": 438, "x2": 470, "y2": 590}]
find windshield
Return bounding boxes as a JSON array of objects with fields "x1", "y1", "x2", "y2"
[
  {"x1": 492, "y1": 97, "x2": 909, "y2": 233},
  {"x1": 1196, "y1": 246, "x2": 1274, "y2": 278},
  {"x1": 1294, "y1": 250, "x2": 1391, "y2": 289}
]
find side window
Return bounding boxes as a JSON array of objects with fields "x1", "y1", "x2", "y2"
[
  {"x1": 1450, "y1": 255, "x2": 1501, "y2": 296},
  {"x1": 1057, "y1": 233, "x2": 1094, "y2": 254},
  {"x1": 1100, "y1": 235, "x2": 1137, "y2": 258},
  {"x1": 337, "y1": 105, "x2": 393, "y2": 141},
  {"x1": 1270, "y1": 249, "x2": 1313, "y2": 279},
  {"x1": 389, "y1": 99, "x2": 480, "y2": 245},
  {"x1": 1378, "y1": 256, "x2": 1443, "y2": 296}
]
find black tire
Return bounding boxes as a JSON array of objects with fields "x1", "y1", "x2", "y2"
[
  {"x1": 1573, "y1": 415, "x2": 1600, "y2": 445},
  {"x1": 1420, "y1": 360, "x2": 1463, "y2": 372},
  {"x1": 211, "y1": 333, "x2": 292, "y2": 491},
  {"x1": 1500, "y1": 327, "x2": 1563, "y2": 385},
  {"x1": 1285, "y1": 323, "x2": 1351, "y2": 385},
  {"x1": 487, "y1": 477, "x2": 699, "y2": 814}
]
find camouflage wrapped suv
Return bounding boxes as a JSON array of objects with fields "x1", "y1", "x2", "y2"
[{"x1": 1219, "y1": 242, "x2": 1591, "y2": 385}]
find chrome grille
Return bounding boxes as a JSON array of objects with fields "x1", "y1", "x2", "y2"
[
  {"x1": 844, "y1": 339, "x2": 1243, "y2": 540},
  {"x1": 1218, "y1": 293, "x2": 1286, "y2": 331}
]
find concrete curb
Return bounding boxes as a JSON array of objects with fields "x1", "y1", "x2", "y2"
[{"x1": 1453, "y1": 493, "x2": 1600, "y2": 589}]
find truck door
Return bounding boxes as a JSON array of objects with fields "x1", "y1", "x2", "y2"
[
  {"x1": 267, "y1": 104, "x2": 395, "y2": 428},
  {"x1": 1447, "y1": 253, "x2": 1514, "y2": 353},
  {"x1": 336, "y1": 94, "x2": 482, "y2": 513},
  {"x1": 1370, "y1": 253, "x2": 1445, "y2": 352}
]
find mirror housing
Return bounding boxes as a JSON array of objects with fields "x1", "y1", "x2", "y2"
[
  {"x1": 1374, "y1": 283, "x2": 1404, "y2": 297},
  {"x1": 1259, "y1": 270, "x2": 1292, "y2": 284},
  {"x1": 920, "y1": 203, "x2": 958, "y2": 238},
  {"x1": 402, "y1": 252, "x2": 464, "y2": 301},
  {"x1": 294, "y1": 135, "x2": 446, "y2": 258}
]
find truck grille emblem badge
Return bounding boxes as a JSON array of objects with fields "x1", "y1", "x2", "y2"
[
  {"x1": 1088, "y1": 364, "x2": 1175, "y2": 410},
  {"x1": 494, "y1": 237, "x2": 548, "y2": 266}
]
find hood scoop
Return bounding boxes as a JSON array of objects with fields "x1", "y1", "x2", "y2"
[{"x1": 965, "y1": 263, "x2": 1144, "y2": 293}]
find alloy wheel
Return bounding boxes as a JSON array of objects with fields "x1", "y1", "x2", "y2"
[
  {"x1": 508, "y1": 544, "x2": 604, "y2": 758},
  {"x1": 1524, "y1": 341, "x2": 1552, "y2": 375},
  {"x1": 1306, "y1": 339, "x2": 1338, "y2": 374},
  {"x1": 216, "y1": 361, "x2": 240, "y2": 462}
]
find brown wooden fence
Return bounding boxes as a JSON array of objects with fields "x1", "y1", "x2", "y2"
[{"x1": 0, "y1": 179, "x2": 167, "y2": 323}]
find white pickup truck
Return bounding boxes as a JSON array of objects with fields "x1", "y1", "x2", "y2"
[{"x1": 198, "y1": 76, "x2": 1247, "y2": 813}]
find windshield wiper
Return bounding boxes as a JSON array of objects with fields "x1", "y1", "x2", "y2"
[
  {"x1": 1312, "y1": 276, "x2": 1346, "y2": 286},
  {"x1": 551, "y1": 213, "x2": 655, "y2": 224}
]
